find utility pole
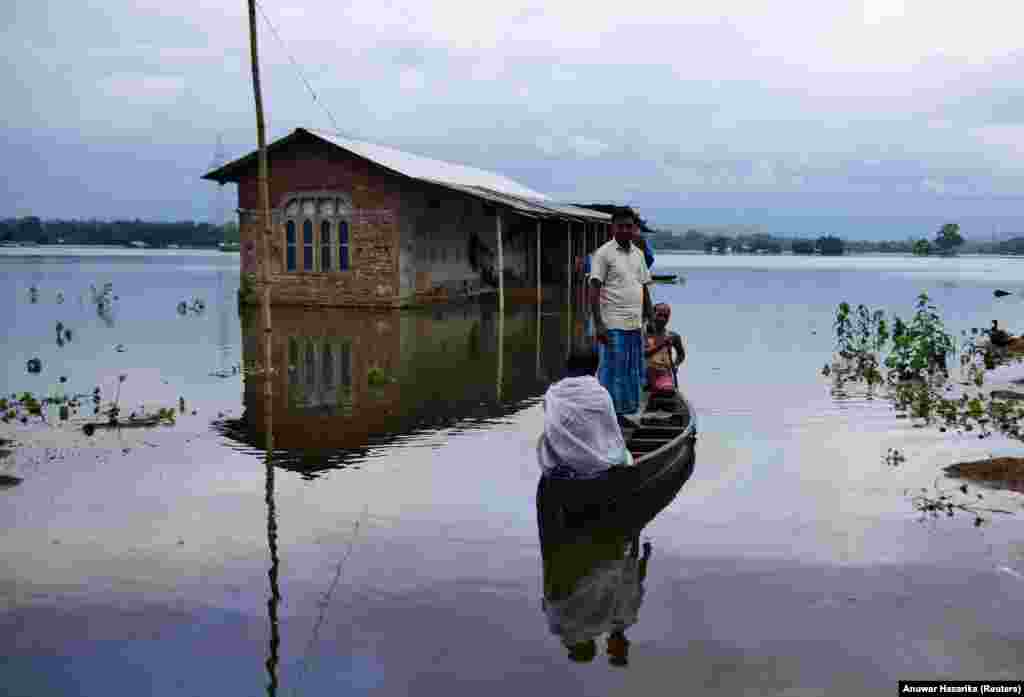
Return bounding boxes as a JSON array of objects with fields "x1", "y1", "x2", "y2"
[
  {"x1": 247, "y1": 7, "x2": 278, "y2": 695},
  {"x1": 247, "y1": 0, "x2": 272, "y2": 334}
]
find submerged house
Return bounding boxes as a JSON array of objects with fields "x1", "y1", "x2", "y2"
[{"x1": 203, "y1": 128, "x2": 612, "y2": 308}]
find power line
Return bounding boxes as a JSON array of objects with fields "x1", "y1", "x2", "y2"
[{"x1": 253, "y1": 0, "x2": 345, "y2": 136}]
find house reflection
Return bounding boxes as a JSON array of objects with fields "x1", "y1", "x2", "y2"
[{"x1": 220, "y1": 301, "x2": 573, "y2": 476}]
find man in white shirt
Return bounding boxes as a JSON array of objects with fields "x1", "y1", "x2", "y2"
[{"x1": 589, "y1": 210, "x2": 654, "y2": 418}]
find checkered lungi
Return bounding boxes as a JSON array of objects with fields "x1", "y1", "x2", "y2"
[{"x1": 598, "y1": 328, "x2": 643, "y2": 416}]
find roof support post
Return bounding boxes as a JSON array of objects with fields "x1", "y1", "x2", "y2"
[
  {"x1": 496, "y1": 211, "x2": 504, "y2": 316},
  {"x1": 566, "y1": 220, "x2": 572, "y2": 359},
  {"x1": 566, "y1": 220, "x2": 572, "y2": 307},
  {"x1": 536, "y1": 219, "x2": 542, "y2": 306},
  {"x1": 497, "y1": 294, "x2": 504, "y2": 402}
]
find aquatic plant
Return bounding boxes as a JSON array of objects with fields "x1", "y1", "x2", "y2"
[
  {"x1": 829, "y1": 293, "x2": 1024, "y2": 521},
  {"x1": 367, "y1": 367, "x2": 391, "y2": 387},
  {"x1": 238, "y1": 272, "x2": 257, "y2": 305},
  {"x1": 910, "y1": 481, "x2": 1012, "y2": 527}
]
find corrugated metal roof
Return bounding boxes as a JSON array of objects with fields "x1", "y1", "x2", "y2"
[
  {"x1": 204, "y1": 128, "x2": 612, "y2": 222},
  {"x1": 310, "y1": 129, "x2": 552, "y2": 202},
  {"x1": 311, "y1": 130, "x2": 610, "y2": 221}
]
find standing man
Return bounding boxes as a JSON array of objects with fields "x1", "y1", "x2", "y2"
[
  {"x1": 590, "y1": 210, "x2": 653, "y2": 421},
  {"x1": 634, "y1": 228, "x2": 655, "y2": 271}
]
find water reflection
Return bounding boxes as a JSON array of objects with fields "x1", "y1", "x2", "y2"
[
  {"x1": 535, "y1": 445, "x2": 696, "y2": 666},
  {"x1": 262, "y1": 306, "x2": 281, "y2": 697},
  {"x1": 218, "y1": 301, "x2": 575, "y2": 475}
]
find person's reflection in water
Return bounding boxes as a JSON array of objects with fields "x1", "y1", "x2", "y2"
[
  {"x1": 542, "y1": 533, "x2": 653, "y2": 666},
  {"x1": 605, "y1": 537, "x2": 650, "y2": 667}
]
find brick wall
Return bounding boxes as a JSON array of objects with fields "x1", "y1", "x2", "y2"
[
  {"x1": 237, "y1": 140, "x2": 403, "y2": 308},
  {"x1": 232, "y1": 134, "x2": 585, "y2": 308}
]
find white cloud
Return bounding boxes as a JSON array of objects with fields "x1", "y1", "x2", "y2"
[
  {"x1": 397, "y1": 67, "x2": 426, "y2": 91},
  {"x1": 569, "y1": 135, "x2": 609, "y2": 158},
  {"x1": 98, "y1": 73, "x2": 186, "y2": 100}
]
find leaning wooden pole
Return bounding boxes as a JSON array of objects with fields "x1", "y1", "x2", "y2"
[{"x1": 248, "y1": 0, "x2": 272, "y2": 334}]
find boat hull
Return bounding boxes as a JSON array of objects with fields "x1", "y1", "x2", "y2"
[{"x1": 537, "y1": 390, "x2": 697, "y2": 534}]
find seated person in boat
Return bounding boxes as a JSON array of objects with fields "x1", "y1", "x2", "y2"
[
  {"x1": 645, "y1": 303, "x2": 685, "y2": 395},
  {"x1": 537, "y1": 349, "x2": 634, "y2": 479},
  {"x1": 987, "y1": 319, "x2": 1012, "y2": 347}
]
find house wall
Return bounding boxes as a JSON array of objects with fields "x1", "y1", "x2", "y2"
[
  {"x1": 236, "y1": 140, "x2": 402, "y2": 308},
  {"x1": 232, "y1": 135, "x2": 592, "y2": 308}
]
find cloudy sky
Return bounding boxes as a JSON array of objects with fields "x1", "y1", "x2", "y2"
[{"x1": 2, "y1": 0, "x2": 1024, "y2": 238}]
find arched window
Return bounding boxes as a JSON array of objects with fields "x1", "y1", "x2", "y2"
[
  {"x1": 282, "y1": 195, "x2": 351, "y2": 273},
  {"x1": 320, "y1": 221, "x2": 332, "y2": 272},
  {"x1": 285, "y1": 221, "x2": 297, "y2": 271},
  {"x1": 338, "y1": 220, "x2": 349, "y2": 271},
  {"x1": 302, "y1": 220, "x2": 314, "y2": 271}
]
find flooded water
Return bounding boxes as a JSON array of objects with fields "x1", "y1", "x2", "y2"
[{"x1": 3, "y1": 248, "x2": 1024, "y2": 695}]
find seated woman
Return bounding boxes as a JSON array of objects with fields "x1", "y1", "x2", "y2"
[
  {"x1": 537, "y1": 348, "x2": 634, "y2": 479},
  {"x1": 988, "y1": 320, "x2": 1012, "y2": 348},
  {"x1": 645, "y1": 303, "x2": 685, "y2": 395}
]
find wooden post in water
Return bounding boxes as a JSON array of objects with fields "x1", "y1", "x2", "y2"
[
  {"x1": 496, "y1": 211, "x2": 504, "y2": 315},
  {"x1": 566, "y1": 220, "x2": 572, "y2": 308},
  {"x1": 536, "y1": 219, "x2": 541, "y2": 306},
  {"x1": 536, "y1": 293, "x2": 542, "y2": 379},
  {"x1": 497, "y1": 300, "x2": 505, "y2": 402},
  {"x1": 566, "y1": 220, "x2": 572, "y2": 358},
  {"x1": 247, "y1": 0, "x2": 273, "y2": 335}
]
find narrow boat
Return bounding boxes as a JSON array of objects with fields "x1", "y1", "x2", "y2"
[
  {"x1": 537, "y1": 388, "x2": 697, "y2": 529},
  {"x1": 650, "y1": 274, "x2": 679, "y2": 284}
]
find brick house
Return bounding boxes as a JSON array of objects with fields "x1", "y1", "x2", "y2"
[{"x1": 203, "y1": 128, "x2": 611, "y2": 308}]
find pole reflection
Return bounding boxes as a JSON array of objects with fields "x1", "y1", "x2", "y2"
[{"x1": 263, "y1": 305, "x2": 281, "y2": 697}]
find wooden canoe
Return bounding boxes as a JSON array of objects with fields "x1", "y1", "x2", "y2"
[{"x1": 537, "y1": 389, "x2": 697, "y2": 531}]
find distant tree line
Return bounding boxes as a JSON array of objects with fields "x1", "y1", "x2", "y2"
[
  {"x1": 645, "y1": 222, "x2": 1010, "y2": 257},
  {"x1": 0, "y1": 217, "x2": 240, "y2": 248}
]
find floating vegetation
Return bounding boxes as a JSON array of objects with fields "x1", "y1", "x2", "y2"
[
  {"x1": 178, "y1": 297, "x2": 207, "y2": 315},
  {"x1": 0, "y1": 391, "x2": 84, "y2": 425},
  {"x1": 90, "y1": 281, "x2": 118, "y2": 326},
  {"x1": 56, "y1": 290, "x2": 64, "y2": 304},
  {"x1": 26, "y1": 358, "x2": 42, "y2": 374},
  {"x1": 0, "y1": 474, "x2": 22, "y2": 488},
  {"x1": 27, "y1": 285, "x2": 39, "y2": 303},
  {"x1": 883, "y1": 447, "x2": 906, "y2": 467},
  {"x1": 910, "y1": 480, "x2": 1014, "y2": 527},
  {"x1": 367, "y1": 367, "x2": 391, "y2": 387}
]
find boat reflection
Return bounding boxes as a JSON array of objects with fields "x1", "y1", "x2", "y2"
[
  {"x1": 535, "y1": 443, "x2": 695, "y2": 667},
  {"x1": 219, "y1": 301, "x2": 574, "y2": 476}
]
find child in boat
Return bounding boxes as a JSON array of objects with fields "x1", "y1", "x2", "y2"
[
  {"x1": 537, "y1": 348, "x2": 634, "y2": 479},
  {"x1": 645, "y1": 303, "x2": 685, "y2": 395}
]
